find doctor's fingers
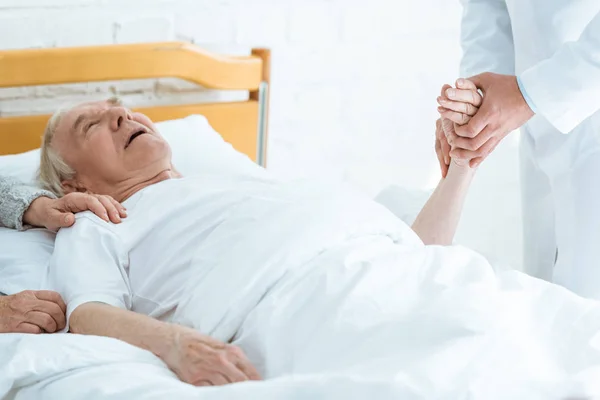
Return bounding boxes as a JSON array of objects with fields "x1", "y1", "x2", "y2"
[
  {"x1": 438, "y1": 109, "x2": 471, "y2": 126},
  {"x1": 470, "y1": 140, "x2": 501, "y2": 168},
  {"x1": 455, "y1": 78, "x2": 478, "y2": 92},
  {"x1": 454, "y1": 106, "x2": 489, "y2": 138},
  {"x1": 450, "y1": 136, "x2": 499, "y2": 163},
  {"x1": 450, "y1": 125, "x2": 495, "y2": 151},
  {"x1": 444, "y1": 87, "x2": 483, "y2": 107},
  {"x1": 437, "y1": 99, "x2": 479, "y2": 116}
]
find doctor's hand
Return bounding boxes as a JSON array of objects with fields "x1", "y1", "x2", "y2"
[
  {"x1": 437, "y1": 81, "x2": 482, "y2": 169},
  {"x1": 164, "y1": 326, "x2": 262, "y2": 386},
  {"x1": 441, "y1": 73, "x2": 534, "y2": 167},
  {"x1": 23, "y1": 192, "x2": 127, "y2": 231},
  {"x1": 0, "y1": 290, "x2": 66, "y2": 334}
]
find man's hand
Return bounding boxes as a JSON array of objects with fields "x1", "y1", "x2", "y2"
[
  {"x1": 164, "y1": 326, "x2": 262, "y2": 386},
  {"x1": 0, "y1": 290, "x2": 66, "y2": 333},
  {"x1": 435, "y1": 118, "x2": 451, "y2": 178},
  {"x1": 70, "y1": 303, "x2": 262, "y2": 387},
  {"x1": 435, "y1": 85, "x2": 453, "y2": 178},
  {"x1": 440, "y1": 73, "x2": 534, "y2": 167},
  {"x1": 23, "y1": 192, "x2": 127, "y2": 231}
]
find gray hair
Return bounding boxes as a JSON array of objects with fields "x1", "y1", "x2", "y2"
[
  {"x1": 37, "y1": 96, "x2": 123, "y2": 197},
  {"x1": 38, "y1": 108, "x2": 75, "y2": 197}
]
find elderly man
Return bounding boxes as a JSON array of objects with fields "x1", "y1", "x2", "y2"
[{"x1": 44, "y1": 94, "x2": 600, "y2": 390}]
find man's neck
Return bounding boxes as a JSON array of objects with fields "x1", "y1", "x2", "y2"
[{"x1": 115, "y1": 169, "x2": 182, "y2": 202}]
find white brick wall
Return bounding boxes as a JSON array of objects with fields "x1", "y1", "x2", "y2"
[{"x1": 0, "y1": 0, "x2": 523, "y2": 269}]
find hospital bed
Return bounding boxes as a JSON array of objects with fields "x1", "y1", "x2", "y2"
[{"x1": 3, "y1": 42, "x2": 600, "y2": 400}]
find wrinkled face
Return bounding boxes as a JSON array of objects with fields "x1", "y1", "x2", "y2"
[{"x1": 53, "y1": 100, "x2": 172, "y2": 195}]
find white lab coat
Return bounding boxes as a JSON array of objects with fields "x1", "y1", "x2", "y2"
[{"x1": 459, "y1": 0, "x2": 600, "y2": 298}]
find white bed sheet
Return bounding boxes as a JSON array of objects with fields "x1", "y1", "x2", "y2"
[
  {"x1": 4, "y1": 180, "x2": 600, "y2": 399},
  {"x1": 3, "y1": 331, "x2": 598, "y2": 400}
]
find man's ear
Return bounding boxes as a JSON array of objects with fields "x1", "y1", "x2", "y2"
[{"x1": 61, "y1": 179, "x2": 89, "y2": 194}]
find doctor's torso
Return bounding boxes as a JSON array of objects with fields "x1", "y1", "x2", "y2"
[
  {"x1": 504, "y1": 0, "x2": 600, "y2": 74},
  {"x1": 501, "y1": 0, "x2": 600, "y2": 162}
]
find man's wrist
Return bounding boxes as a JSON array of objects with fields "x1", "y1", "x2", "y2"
[
  {"x1": 448, "y1": 160, "x2": 476, "y2": 177},
  {"x1": 148, "y1": 321, "x2": 181, "y2": 363}
]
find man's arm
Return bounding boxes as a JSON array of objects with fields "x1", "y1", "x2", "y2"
[
  {"x1": 50, "y1": 218, "x2": 260, "y2": 386},
  {"x1": 71, "y1": 301, "x2": 261, "y2": 386},
  {"x1": 70, "y1": 302, "x2": 173, "y2": 359},
  {"x1": 411, "y1": 161, "x2": 475, "y2": 245},
  {"x1": 519, "y1": 11, "x2": 600, "y2": 133},
  {"x1": 459, "y1": 0, "x2": 515, "y2": 77}
]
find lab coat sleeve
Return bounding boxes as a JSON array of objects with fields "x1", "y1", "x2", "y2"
[
  {"x1": 459, "y1": 0, "x2": 515, "y2": 77},
  {"x1": 47, "y1": 212, "x2": 132, "y2": 330},
  {"x1": 519, "y1": 11, "x2": 600, "y2": 133}
]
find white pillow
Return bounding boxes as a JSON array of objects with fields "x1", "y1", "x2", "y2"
[
  {"x1": 0, "y1": 114, "x2": 269, "y2": 294},
  {"x1": 0, "y1": 114, "x2": 269, "y2": 183},
  {"x1": 0, "y1": 228, "x2": 55, "y2": 295},
  {"x1": 159, "y1": 115, "x2": 269, "y2": 179},
  {"x1": 0, "y1": 148, "x2": 40, "y2": 184}
]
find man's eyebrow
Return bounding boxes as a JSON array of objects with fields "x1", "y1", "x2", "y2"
[{"x1": 72, "y1": 114, "x2": 87, "y2": 133}]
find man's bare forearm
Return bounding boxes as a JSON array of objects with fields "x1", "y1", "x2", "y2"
[
  {"x1": 70, "y1": 303, "x2": 176, "y2": 361},
  {"x1": 411, "y1": 161, "x2": 476, "y2": 245},
  {"x1": 71, "y1": 302, "x2": 262, "y2": 385}
]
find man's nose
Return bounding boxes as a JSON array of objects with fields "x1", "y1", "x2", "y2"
[{"x1": 109, "y1": 106, "x2": 133, "y2": 132}]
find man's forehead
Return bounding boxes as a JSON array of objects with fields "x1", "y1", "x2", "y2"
[{"x1": 65, "y1": 100, "x2": 112, "y2": 120}]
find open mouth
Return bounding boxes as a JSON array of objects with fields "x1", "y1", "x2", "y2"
[{"x1": 125, "y1": 129, "x2": 146, "y2": 148}]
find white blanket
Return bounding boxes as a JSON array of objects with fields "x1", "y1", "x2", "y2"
[{"x1": 4, "y1": 181, "x2": 600, "y2": 399}]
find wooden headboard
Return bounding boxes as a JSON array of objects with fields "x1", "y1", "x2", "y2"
[{"x1": 0, "y1": 41, "x2": 270, "y2": 166}]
